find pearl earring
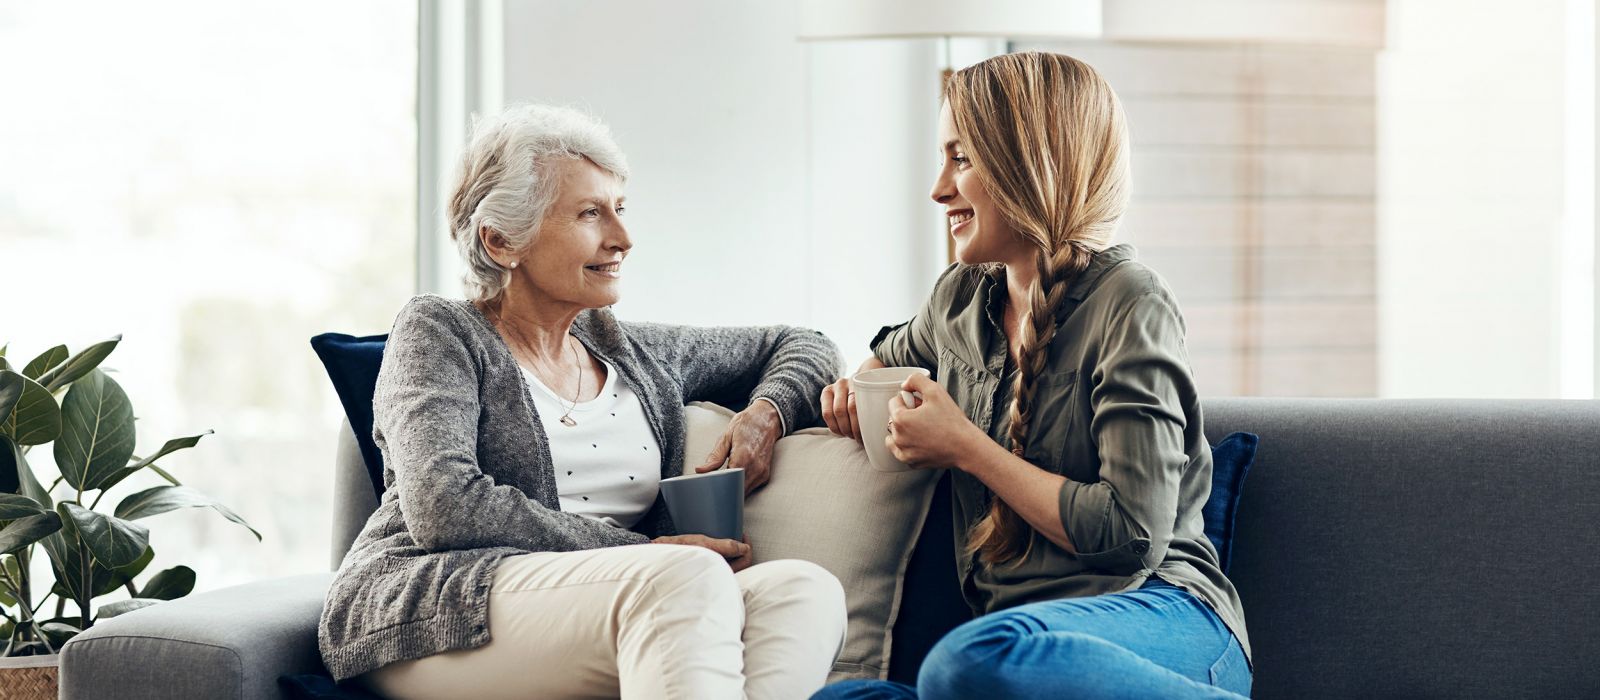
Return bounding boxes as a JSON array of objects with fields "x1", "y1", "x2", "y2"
[{"x1": 510, "y1": 261, "x2": 518, "y2": 269}]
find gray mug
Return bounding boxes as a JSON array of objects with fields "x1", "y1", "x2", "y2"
[{"x1": 659, "y1": 467, "x2": 745, "y2": 541}]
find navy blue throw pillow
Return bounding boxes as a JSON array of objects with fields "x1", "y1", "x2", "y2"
[
  {"x1": 279, "y1": 673, "x2": 383, "y2": 700},
  {"x1": 1204, "y1": 432, "x2": 1258, "y2": 574},
  {"x1": 309, "y1": 333, "x2": 389, "y2": 499}
]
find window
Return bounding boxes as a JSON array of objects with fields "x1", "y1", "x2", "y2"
[{"x1": 0, "y1": 1, "x2": 417, "y2": 589}]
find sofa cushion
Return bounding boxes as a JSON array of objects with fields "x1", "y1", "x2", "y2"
[
  {"x1": 1205, "y1": 432, "x2": 1258, "y2": 574},
  {"x1": 1204, "y1": 398, "x2": 1600, "y2": 699},
  {"x1": 683, "y1": 402, "x2": 940, "y2": 683},
  {"x1": 59, "y1": 573, "x2": 334, "y2": 700},
  {"x1": 309, "y1": 333, "x2": 388, "y2": 498}
]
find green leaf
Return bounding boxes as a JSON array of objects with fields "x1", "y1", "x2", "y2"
[
  {"x1": 114, "y1": 485, "x2": 261, "y2": 541},
  {"x1": 38, "y1": 620, "x2": 80, "y2": 647},
  {"x1": 21, "y1": 346, "x2": 68, "y2": 382},
  {"x1": 0, "y1": 436, "x2": 17, "y2": 495},
  {"x1": 0, "y1": 371, "x2": 62, "y2": 446},
  {"x1": 0, "y1": 555, "x2": 17, "y2": 607},
  {"x1": 0, "y1": 511, "x2": 62, "y2": 556},
  {"x1": 0, "y1": 493, "x2": 47, "y2": 520},
  {"x1": 94, "y1": 430, "x2": 212, "y2": 491},
  {"x1": 99, "y1": 544, "x2": 155, "y2": 597},
  {"x1": 136, "y1": 565, "x2": 194, "y2": 601},
  {"x1": 53, "y1": 370, "x2": 136, "y2": 491},
  {"x1": 47, "y1": 527, "x2": 151, "y2": 604},
  {"x1": 50, "y1": 544, "x2": 156, "y2": 601},
  {"x1": 56, "y1": 502, "x2": 148, "y2": 569},
  {"x1": 95, "y1": 598, "x2": 160, "y2": 620},
  {"x1": 1, "y1": 437, "x2": 49, "y2": 508},
  {"x1": 0, "y1": 372, "x2": 20, "y2": 423},
  {"x1": 37, "y1": 503, "x2": 78, "y2": 604},
  {"x1": 8, "y1": 639, "x2": 49, "y2": 656},
  {"x1": 37, "y1": 335, "x2": 120, "y2": 394}
]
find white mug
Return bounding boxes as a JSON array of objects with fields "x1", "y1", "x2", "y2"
[{"x1": 851, "y1": 366, "x2": 930, "y2": 472}]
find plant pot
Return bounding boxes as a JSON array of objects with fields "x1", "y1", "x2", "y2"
[{"x1": 0, "y1": 653, "x2": 59, "y2": 700}]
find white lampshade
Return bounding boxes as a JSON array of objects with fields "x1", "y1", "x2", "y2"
[
  {"x1": 797, "y1": 0, "x2": 1101, "y2": 41},
  {"x1": 798, "y1": 0, "x2": 1384, "y2": 49},
  {"x1": 1103, "y1": 0, "x2": 1384, "y2": 49}
]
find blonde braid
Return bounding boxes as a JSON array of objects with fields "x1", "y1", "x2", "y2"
[
  {"x1": 951, "y1": 52, "x2": 1130, "y2": 567},
  {"x1": 968, "y1": 241, "x2": 1091, "y2": 565}
]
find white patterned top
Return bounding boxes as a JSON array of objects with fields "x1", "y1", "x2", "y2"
[{"x1": 520, "y1": 359, "x2": 661, "y2": 528}]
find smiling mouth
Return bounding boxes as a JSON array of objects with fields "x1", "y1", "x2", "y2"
[
  {"x1": 948, "y1": 210, "x2": 974, "y2": 231},
  {"x1": 585, "y1": 262, "x2": 620, "y2": 273}
]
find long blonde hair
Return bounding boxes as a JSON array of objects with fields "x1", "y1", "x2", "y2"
[{"x1": 948, "y1": 52, "x2": 1131, "y2": 566}]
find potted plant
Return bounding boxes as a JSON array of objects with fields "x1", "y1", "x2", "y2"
[{"x1": 0, "y1": 336, "x2": 259, "y2": 698}]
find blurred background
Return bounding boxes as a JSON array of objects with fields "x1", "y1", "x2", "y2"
[{"x1": 1, "y1": 0, "x2": 1595, "y2": 594}]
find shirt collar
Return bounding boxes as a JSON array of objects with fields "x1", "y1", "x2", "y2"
[{"x1": 981, "y1": 243, "x2": 1139, "y2": 321}]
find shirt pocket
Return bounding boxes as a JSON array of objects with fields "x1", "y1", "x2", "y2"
[
  {"x1": 1019, "y1": 368, "x2": 1081, "y2": 475},
  {"x1": 937, "y1": 347, "x2": 993, "y2": 427}
]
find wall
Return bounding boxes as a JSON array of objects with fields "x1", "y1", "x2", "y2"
[
  {"x1": 1377, "y1": 0, "x2": 1582, "y2": 397},
  {"x1": 1020, "y1": 39, "x2": 1382, "y2": 398},
  {"x1": 494, "y1": 1, "x2": 1596, "y2": 399},
  {"x1": 498, "y1": 0, "x2": 946, "y2": 367}
]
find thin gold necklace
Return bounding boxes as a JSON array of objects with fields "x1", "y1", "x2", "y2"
[{"x1": 491, "y1": 303, "x2": 583, "y2": 427}]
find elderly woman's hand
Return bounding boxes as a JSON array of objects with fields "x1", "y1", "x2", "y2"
[
  {"x1": 694, "y1": 400, "x2": 782, "y2": 494},
  {"x1": 652, "y1": 534, "x2": 754, "y2": 572}
]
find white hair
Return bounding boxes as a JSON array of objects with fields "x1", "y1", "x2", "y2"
[{"x1": 447, "y1": 104, "x2": 630, "y2": 302}]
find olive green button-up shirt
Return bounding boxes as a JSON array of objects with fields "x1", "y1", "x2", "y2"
[{"x1": 871, "y1": 243, "x2": 1251, "y2": 662}]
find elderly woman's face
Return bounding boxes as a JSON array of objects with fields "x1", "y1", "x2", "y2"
[{"x1": 518, "y1": 157, "x2": 630, "y2": 309}]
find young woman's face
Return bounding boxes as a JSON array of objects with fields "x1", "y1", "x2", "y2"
[{"x1": 930, "y1": 101, "x2": 1030, "y2": 267}]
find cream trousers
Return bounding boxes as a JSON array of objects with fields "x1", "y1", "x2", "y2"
[{"x1": 361, "y1": 543, "x2": 847, "y2": 700}]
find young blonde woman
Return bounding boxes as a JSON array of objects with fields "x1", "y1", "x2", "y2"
[{"x1": 814, "y1": 53, "x2": 1252, "y2": 699}]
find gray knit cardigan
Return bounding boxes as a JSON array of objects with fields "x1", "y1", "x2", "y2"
[{"x1": 318, "y1": 294, "x2": 842, "y2": 680}]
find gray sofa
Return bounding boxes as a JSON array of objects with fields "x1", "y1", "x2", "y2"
[{"x1": 58, "y1": 398, "x2": 1600, "y2": 699}]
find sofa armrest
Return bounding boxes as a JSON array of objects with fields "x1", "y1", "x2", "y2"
[{"x1": 59, "y1": 573, "x2": 334, "y2": 700}]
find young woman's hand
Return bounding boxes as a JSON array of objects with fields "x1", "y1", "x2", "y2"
[
  {"x1": 885, "y1": 372, "x2": 987, "y2": 470},
  {"x1": 651, "y1": 534, "x2": 754, "y2": 572},
  {"x1": 820, "y1": 357, "x2": 887, "y2": 442},
  {"x1": 694, "y1": 400, "x2": 782, "y2": 494}
]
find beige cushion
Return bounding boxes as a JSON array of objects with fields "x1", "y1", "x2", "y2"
[{"x1": 682, "y1": 402, "x2": 940, "y2": 682}]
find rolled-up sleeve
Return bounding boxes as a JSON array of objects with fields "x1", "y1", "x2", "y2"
[{"x1": 1059, "y1": 291, "x2": 1192, "y2": 575}]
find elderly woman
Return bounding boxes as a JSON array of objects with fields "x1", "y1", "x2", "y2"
[{"x1": 318, "y1": 104, "x2": 847, "y2": 700}]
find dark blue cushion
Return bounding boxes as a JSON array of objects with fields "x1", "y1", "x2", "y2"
[
  {"x1": 309, "y1": 333, "x2": 388, "y2": 498},
  {"x1": 279, "y1": 673, "x2": 382, "y2": 700},
  {"x1": 1205, "y1": 431, "x2": 1258, "y2": 574}
]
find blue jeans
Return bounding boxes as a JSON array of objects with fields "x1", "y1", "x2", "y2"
[{"x1": 812, "y1": 578, "x2": 1251, "y2": 699}]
